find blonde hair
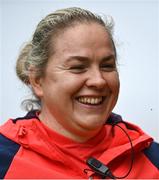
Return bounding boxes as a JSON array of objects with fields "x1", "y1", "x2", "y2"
[{"x1": 16, "y1": 7, "x2": 115, "y2": 110}]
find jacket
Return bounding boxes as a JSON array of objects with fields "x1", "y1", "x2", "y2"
[{"x1": 0, "y1": 111, "x2": 159, "y2": 179}]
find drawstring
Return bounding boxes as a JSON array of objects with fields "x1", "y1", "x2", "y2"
[
  {"x1": 18, "y1": 126, "x2": 27, "y2": 137},
  {"x1": 18, "y1": 126, "x2": 29, "y2": 148}
]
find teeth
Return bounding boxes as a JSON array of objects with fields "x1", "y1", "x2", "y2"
[{"x1": 78, "y1": 97, "x2": 103, "y2": 105}]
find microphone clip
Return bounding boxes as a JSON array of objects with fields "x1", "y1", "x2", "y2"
[{"x1": 86, "y1": 157, "x2": 113, "y2": 179}]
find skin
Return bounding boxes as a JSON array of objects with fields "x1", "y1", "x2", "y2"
[{"x1": 30, "y1": 22, "x2": 120, "y2": 142}]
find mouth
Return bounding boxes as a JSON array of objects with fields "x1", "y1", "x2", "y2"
[{"x1": 76, "y1": 96, "x2": 105, "y2": 106}]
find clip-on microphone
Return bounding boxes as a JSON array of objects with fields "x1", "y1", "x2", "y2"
[
  {"x1": 86, "y1": 157, "x2": 114, "y2": 179},
  {"x1": 86, "y1": 123, "x2": 134, "y2": 179}
]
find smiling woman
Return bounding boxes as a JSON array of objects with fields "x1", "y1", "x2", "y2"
[
  {"x1": 0, "y1": 7, "x2": 159, "y2": 179},
  {"x1": 33, "y1": 22, "x2": 119, "y2": 141}
]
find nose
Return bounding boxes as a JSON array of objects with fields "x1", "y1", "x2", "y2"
[{"x1": 85, "y1": 68, "x2": 107, "y2": 90}]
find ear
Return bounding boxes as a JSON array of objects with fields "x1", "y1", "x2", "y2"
[{"x1": 29, "y1": 70, "x2": 43, "y2": 98}]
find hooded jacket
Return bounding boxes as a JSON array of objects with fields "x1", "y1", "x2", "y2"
[{"x1": 0, "y1": 111, "x2": 159, "y2": 179}]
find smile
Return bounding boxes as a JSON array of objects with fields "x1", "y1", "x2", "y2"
[{"x1": 77, "y1": 96, "x2": 104, "y2": 105}]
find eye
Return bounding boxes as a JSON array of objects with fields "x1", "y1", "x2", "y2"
[
  {"x1": 69, "y1": 65, "x2": 87, "y2": 73},
  {"x1": 100, "y1": 64, "x2": 116, "y2": 72}
]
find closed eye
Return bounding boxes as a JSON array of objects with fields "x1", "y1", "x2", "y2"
[
  {"x1": 100, "y1": 64, "x2": 116, "y2": 72},
  {"x1": 69, "y1": 65, "x2": 87, "y2": 73}
]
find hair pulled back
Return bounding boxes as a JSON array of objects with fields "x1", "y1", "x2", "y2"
[{"x1": 16, "y1": 7, "x2": 115, "y2": 110}]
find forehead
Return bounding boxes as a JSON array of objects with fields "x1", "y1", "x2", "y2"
[{"x1": 49, "y1": 23, "x2": 115, "y2": 61}]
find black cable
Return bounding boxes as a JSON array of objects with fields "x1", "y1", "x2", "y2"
[
  {"x1": 85, "y1": 123, "x2": 135, "y2": 179},
  {"x1": 107, "y1": 123, "x2": 135, "y2": 179}
]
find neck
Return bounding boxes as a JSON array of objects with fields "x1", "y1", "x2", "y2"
[{"x1": 38, "y1": 110, "x2": 102, "y2": 143}]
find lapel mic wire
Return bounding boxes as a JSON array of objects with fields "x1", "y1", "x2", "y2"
[{"x1": 85, "y1": 123, "x2": 134, "y2": 179}]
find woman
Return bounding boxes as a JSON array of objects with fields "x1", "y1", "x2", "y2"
[{"x1": 0, "y1": 7, "x2": 158, "y2": 179}]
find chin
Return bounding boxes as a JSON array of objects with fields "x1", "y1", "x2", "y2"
[{"x1": 77, "y1": 117, "x2": 106, "y2": 130}]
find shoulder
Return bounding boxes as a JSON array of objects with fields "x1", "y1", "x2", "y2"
[
  {"x1": 0, "y1": 133, "x2": 20, "y2": 178},
  {"x1": 143, "y1": 141, "x2": 159, "y2": 169},
  {"x1": 108, "y1": 113, "x2": 159, "y2": 170},
  {"x1": 0, "y1": 111, "x2": 40, "y2": 178}
]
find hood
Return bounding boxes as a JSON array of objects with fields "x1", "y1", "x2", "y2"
[{"x1": 0, "y1": 111, "x2": 153, "y2": 166}]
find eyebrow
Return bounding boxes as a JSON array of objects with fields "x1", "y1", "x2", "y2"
[{"x1": 66, "y1": 54, "x2": 115, "y2": 63}]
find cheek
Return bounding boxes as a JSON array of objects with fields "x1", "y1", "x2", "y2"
[
  {"x1": 48, "y1": 74, "x2": 86, "y2": 98},
  {"x1": 106, "y1": 72, "x2": 120, "y2": 93},
  {"x1": 58, "y1": 75, "x2": 86, "y2": 93}
]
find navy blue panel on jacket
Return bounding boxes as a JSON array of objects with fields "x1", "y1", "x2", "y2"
[
  {"x1": 0, "y1": 134, "x2": 20, "y2": 179},
  {"x1": 144, "y1": 141, "x2": 159, "y2": 169}
]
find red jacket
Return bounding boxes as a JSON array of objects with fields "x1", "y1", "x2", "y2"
[{"x1": 0, "y1": 111, "x2": 159, "y2": 179}]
